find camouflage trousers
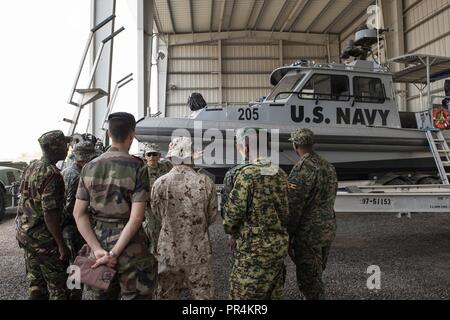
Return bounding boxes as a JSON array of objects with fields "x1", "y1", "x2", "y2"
[
  {"x1": 21, "y1": 243, "x2": 69, "y2": 300},
  {"x1": 229, "y1": 257, "x2": 286, "y2": 300},
  {"x1": 157, "y1": 263, "x2": 214, "y2": 300},
  {"x1": 63, "y1": 225, "x2": 85, "y2": 261},
  {"x1": 83, "y1": 220, "x2": 157, "y2": 300},
  {"x1": 62, "y1": 225, "x2": 85, "y2": 300},
  {"x1": 292, "y1": 239, "x2": 333, "y2": 300},
  {"x1": 142, "y1": 209, "x2": 160, "y2": 255}
]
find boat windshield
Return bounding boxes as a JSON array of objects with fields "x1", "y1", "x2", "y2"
[{"x1": 267, "y1": 70, "x2": 305, "y2": 101}]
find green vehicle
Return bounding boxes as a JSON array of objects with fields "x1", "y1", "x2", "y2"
[{"x1": 0, "y1": 165, "x2": 23, "y2": 220}]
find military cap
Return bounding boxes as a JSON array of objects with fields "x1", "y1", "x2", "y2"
[
  {"x1": 145, "y1": 143, "x2": 161, "y2": 154},
  {"x1": 167, "y1": 136, "x2": 192, "y2": 159},
  {"x1": 38, "y1": 130, "x2": 72, "y2": 148},
  {"x1": 289, "y1": 128, "x2": 314, "y2": 145},
  {"x1": 108, "y1": 112, "x2": 136, "y2": 129},
  {"x1": 72, "y1": 141, "x2": 96, "y2": 161}
]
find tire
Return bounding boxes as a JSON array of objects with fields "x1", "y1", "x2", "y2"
[
  {"x1": 385, "y1": 178, "x2": 409, "y2": 185},
  {"x1": 0, "y1": 187, "x2": 5, "y2": 221},
  {"x1": 418, "y1": 177, "x2": 438, "y2": 185}
]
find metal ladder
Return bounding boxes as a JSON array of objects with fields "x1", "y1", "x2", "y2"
[
  {"x1": 64, "y1": 15, "x2": 125, "y2": 136},
  {"x1": 425, "y1": 130, "x2": 450, "y2": 184},
  {"x1": 100, "y1": 73, "x2": 134, "y2": 144}
]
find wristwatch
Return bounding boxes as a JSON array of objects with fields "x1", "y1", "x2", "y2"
[{"x1": 108, "y1": 250, "x2": 117, "y2": 258}]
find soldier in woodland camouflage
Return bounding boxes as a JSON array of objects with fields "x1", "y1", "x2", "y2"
[
  {"x1": 16, "y1": 130, "x2": 71, "y2": 300},
  {"x1": 142, "y1": 143, "x2": 172, "y2": 255},
  {"x1": 61, "y1": 141, "x2": 97, "y2": 299},
  {"x1": 74, "y1": 112, "x2": 156, "y2": 300},
  {"x1": 287, "y1": 128, "x2": 338, "y2": 300},
  {"x1": 223, "y1": 128, "x2": 289, "y2": 300},
  {"x1": 151, "y1": 136, "x2": 217, "y2": 299}
]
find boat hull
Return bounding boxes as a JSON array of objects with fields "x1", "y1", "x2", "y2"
[{"x1": 135, "y1": 117, "x2": 450, "y2": 181}]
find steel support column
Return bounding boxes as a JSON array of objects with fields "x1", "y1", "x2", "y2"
[
  {"x1": 218, "y1": 39, "x2": 223, "y2": 105},
  {"x1": 279, "y1": 39, "x2": 283, "y2": 66},
  {"x1": 381, "y1": 0, "x2": 406, "y2": 111},
  {"x1": 137, "y1": 0, "x2": 154, "y2": 118},
  {"x1": 90, "y1": 0, "x2": 116, "y2": 138},
  {"x1": 158, "y1": 37, "x2": 169, "y2": 117}
]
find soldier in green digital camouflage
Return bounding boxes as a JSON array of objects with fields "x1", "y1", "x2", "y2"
[
  {"x1": 61, "y1": 141, "x2": 97, "y2": 299},
  {"x1": 16, "y1": 130, "x2": 72, "y2": 300},
  {"x1": 223, "y1": 128, "x2": 289, "y2": 300},
  {"x1": 220, "y1": 160, "x2": 248, "y2": 219},
  {"x1": 220, "y1": 133, "x2": 250, "y2": 263},
  {"x1": 287, "y1": 128, "x2": 338, "y2": 300},
  {"x1": 74, "y1": 112, "x2": 156, "y2": 300},
  {"x1": 142, "y1": 143, "x2": 172, "y2": 255}
]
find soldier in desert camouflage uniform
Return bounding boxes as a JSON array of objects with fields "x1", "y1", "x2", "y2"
[
  {"x1": 151, "y1": 136, "x2": 217, "y2": 300},
  {"x1": 287, "y1": 128, "x2": 338, "y2": 300},
  {"x1": 16, "y1": 130, "x2": 71, "y2": 300},
  {"x1": 73, "y1": 112, "x2": 156, "y2": 300},
  {"x1": 223, "y1": 128, "x2": 289, "y2": 300},
  {"x1": 142, "y1": 143, "x2": 172, "y2": 255},
  {"x1": 61, "y1": 141, "x2": 97, "y2": 299}
]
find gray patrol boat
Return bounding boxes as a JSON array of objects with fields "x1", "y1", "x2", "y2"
[{"x1": 136, "y1": 29, "x2": 450, "y2": 183}]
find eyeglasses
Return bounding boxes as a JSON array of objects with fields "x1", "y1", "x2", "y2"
[{"x1": 146, "y1": 152, "x2": 160, "y2": 157}]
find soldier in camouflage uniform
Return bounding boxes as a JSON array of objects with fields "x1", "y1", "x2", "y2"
[
  {"x1": 151, "y1": 136, "x2": 217, "y2": 299},
  {"x1": 220, "y1": 163, "x2": 248, "y2": 219},
  {"x1": 94, "y1": 139, "x2": 105, "y2": 157},
  {"x1": 223, "y1": 128, "x2": 289, "y2": 300},
  {"x1": 287, "y1": 128, "x2": 338, "y2": 300},
  {"x1": 220, "y1": 134, "x2": 249, "y2": 256},
  {"x1": 61, "y1": 141, "x2": 97, "y2": 299},
  {"x1": 142, "y1": 143, "x2": 172, "y2": 255},
  {"x1": 74, "y1": 112, "x2": 156, "y2": 300},
  {"x1": 16, "y1": 130, "x2": 71, "y2": 300}
]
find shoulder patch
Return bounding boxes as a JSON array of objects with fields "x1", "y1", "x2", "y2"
[{"x1": 288, "y1": 182, "x2": 300, "y2": 190}]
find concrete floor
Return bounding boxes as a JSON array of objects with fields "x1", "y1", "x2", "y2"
[{"x1": 2, "y1": 210, "x2": 450, "y2": 300}]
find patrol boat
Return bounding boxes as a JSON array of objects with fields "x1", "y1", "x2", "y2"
[{"x1": 136, "y1": 29, "x2": 450, "y2": 183}]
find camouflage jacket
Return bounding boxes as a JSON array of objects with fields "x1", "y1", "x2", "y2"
[
  {"x1": 146, "y1": 160, "x2": 172, "y2": 214},
  {"x1": 220, "y1": 162, "x2": 249, "y2": 218},
  {"x1": 223, "y1": 159, "x2": 289, "y2": 265},
  {"x1": 287, "y1": 152, "x2": 338, "y2": 244},
  {"x1": 61, "y1": 162, "x2": 81, "y2": 221},
  {"x1": 16, "y1": 157, "x2": 65, "y2": 247},
  {"x1": 147, "y1": 160, "x2": 172, "y2": 189},
  {"x1": 76, "y1": 148, "x2": 149, "y2": 222},
  {"x1": 151, "y1": 165, "x2": 217, "y2": 267}
]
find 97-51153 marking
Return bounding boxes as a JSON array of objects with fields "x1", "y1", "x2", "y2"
[{"x1": 361, "y1": 198, "x2": 392, "y2": 205}]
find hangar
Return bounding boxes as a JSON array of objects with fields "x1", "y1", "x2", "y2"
[{"x1": 86, "y1": 0, "x2": 450, "y2": 139}]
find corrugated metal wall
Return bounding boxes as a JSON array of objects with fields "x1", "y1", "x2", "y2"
[
  {"x1": 165, "y1": 0, "x2": 450, "y2": 116},
  {"x1": 339, "y1": 0, "x2": 450, "y2": 112},
  {"x1": 404, "y1": 0, "x2": 450, "y2": 111},
  {"x1": 166, "y1": 43, "x2": 219, "y2": 117},
  {"x1": 165, "y1": 39, "x2": 327, "y2": 118}
]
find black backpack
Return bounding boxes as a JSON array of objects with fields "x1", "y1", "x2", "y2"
[{"x1": 188, "y1": 92, "x2": 207, "y2": 111}]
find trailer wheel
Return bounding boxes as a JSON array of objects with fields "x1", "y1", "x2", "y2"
[
  {"x1": 417, "y1": 177, "x2": 440, "y2": 185},
  {"x1": 385, "y1": 178, "x2": 409, "y2": 185}
]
